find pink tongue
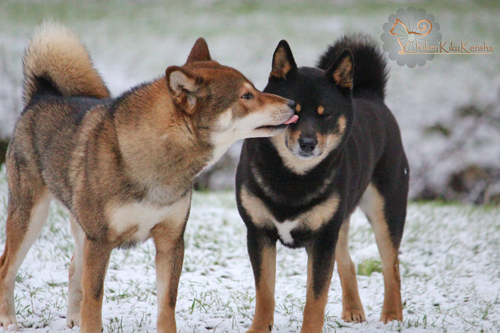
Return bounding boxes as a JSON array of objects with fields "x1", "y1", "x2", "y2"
[{"x1": 284, "y1": 115, "x2": 299, "y2": 124}]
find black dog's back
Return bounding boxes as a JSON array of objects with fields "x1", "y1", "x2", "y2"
[
  {"x1": 317, "y1": 34, "x2": 409, "y2": 235},
  {"x1": 319, "y1": 35, "x2": 409, "y2": 244}
]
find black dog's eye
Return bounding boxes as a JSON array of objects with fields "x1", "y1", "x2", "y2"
[{"x1": 241, "y1": 93, "x2": 254, "y2": 100}]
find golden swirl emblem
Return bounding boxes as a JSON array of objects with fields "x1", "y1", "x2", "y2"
[{"x1": 390, "y1": 19, "x2": 433, "y2": 54}]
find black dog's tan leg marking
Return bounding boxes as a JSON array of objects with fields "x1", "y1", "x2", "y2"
[
  {"x1": 67, "y1": 216, "x2": 85, "y2": 328},
  {"x1": 246, "y1": 239, "x2": 276, "y2": 333},
  {"x1": 0, "y1": 160, "x2": 51, "y2": 330},
  {"x1": 151, "y1": 224, "x2": 185, "y2": 333},
  {"x1": 240, "y1": 187, "x2": 277, "y2": 332},
  {"x1": 80, "y1": 238, "x2": 112, "y2": 333},
  {"x1": 360, "y1": 183, "x2": 403, "y2": 323},
  {"x1": 301, "y1": 238, "x2": 336, "y2": 333},
  {"x1": 335, "y1": 218, "x2": 365, "y2": 322}
]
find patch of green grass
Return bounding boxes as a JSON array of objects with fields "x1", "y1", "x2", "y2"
[
  {"x1": 103, "y1": 316, "x2": 125, "y2": 333},
  {"x1": 357, "y1": 259, "x2": 382, "y2": 276}
]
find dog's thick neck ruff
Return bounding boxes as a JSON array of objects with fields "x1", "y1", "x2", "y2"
[
  {"x1": 270, "y1": 131, "x2": 343, "y2": 175},
  {"x1": 111, "y1": 78, "x2": 215, "y2": 202}
]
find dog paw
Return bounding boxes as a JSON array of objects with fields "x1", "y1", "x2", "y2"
[
  {"x1": 342, "y1": 309, "x2": 366, "y2": 323},
  {"x1": 66, "y1": 312, "x2": 80, "y2": 328},
  {"x1": 380, "y1": 311, "x2": 403, "y2": 324},
  {"x1": 0, "y1": 315, "x2": 18, "y2": 331}
]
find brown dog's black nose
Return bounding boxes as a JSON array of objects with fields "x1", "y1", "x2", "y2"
[
  {"x1": 298, "y1": 137, "x2": 317, "y2": 153},
  {"x1": 288, "y1": 100, "x2": 296, "y2": 109}
]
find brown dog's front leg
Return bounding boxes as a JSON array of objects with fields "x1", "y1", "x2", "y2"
[
  {"x1": 301, "y1": 236, "x2": 337, "y2": 333},
  {"x1": 246, "y1": 229, "x2": 277, "y2": 333},
  {"x1": 152, "y1": 222, "x2": 186, "y2": 333},
  {"x1": 80, "y1": 238, "x2": 112, "y2": 333}
]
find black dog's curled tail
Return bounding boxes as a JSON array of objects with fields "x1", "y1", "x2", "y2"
[{"x1": 317, "y1": 33, "x2": 388, "y2": 100}]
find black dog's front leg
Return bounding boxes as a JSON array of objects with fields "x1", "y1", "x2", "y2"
[
  {"x1": 301, "y1": 229, "x2": 339, "y2": 333},
  {"x1": 246, "y1": 227, "x2": 277, "y2": 333}
]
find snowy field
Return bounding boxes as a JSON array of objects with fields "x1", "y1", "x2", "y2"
[{"x1": 0, "y1": 168, "x2": 499, "y2": 333}]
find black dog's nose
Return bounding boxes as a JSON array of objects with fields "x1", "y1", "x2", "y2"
[
  {"x1": 298, "y1": 137, "x2": 317, "y2": 153},
  {"x1": 288, "y1": 100, "x2": 296, "y2": 109}
]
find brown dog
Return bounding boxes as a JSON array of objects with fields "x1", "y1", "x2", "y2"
[{"x1": 0, "y1": 22, "x2": 297, "y2": 332}]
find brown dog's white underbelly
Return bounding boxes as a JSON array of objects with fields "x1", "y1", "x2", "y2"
[
  {"x1": 105, "y1": 194, "x2": 191, "y2": 244},
  {"x1": 240, "y1": 185, "x2": 339, "y2": 245}
]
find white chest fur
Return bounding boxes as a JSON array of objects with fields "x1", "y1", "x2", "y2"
[
  {"x1": 272, "y1": 220, "x2": 300, "y2": 245},
  {"x1": 106, "y1": 194, "x2": 191, "y2": 244}
]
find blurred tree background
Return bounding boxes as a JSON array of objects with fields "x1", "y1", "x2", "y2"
[{"x1": 0, "y1": 0, "x2": 499, "y2": 203}]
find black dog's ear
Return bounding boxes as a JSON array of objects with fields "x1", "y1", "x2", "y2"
[
  {"x1": 326, "y1": 49, "x2": 353, "y2": 91},
  {"x1": 185, "y1": 38, "x2": 212, "y2": 64},
  {"x1": 270, "y1": 40, "x2": 298, "y2": 80},
  {"x1": 166, "y1": 66, "x2": 205, "y2": 114}
]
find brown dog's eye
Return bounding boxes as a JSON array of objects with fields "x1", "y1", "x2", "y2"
[{"x1": 241, "y1": 93, "x2": 254, "y2": 100}]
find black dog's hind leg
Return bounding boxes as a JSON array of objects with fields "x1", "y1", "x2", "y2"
[
  {"x1": 246, "y1": 227, "x2": 277, "y2": 333},
  {"x1": 360, "y1": 179, "x2": 407, "y2": 323}
]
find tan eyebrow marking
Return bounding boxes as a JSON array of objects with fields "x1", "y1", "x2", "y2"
[
  {"x1": 338, "y1": 115, "x2": 347, "y2": 133},
  {"x1": 317, "y1": 106, "x2": 324, "y2": 115},
  {"x1": 296, "y1": 103, "x2": 301, "y2": 112}
]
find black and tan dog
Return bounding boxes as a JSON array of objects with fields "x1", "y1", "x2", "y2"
[
  {"x1": 236, "y1": 34, "x2": 409, "y2": 332},
  {"x1": 0, "y1": 22, "x2": 297, "y2": 332}
]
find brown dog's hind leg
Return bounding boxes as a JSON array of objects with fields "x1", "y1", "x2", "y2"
[
  {"x1": 246, "y1": 230, "x2": 277, "y2": 333},
  {"x1": 335, "y1": 218, "x2": 365, "y2": 323},
  {"x1": 67, "y1": 216, "x2": 85, "y2": 328},
  {"x1": 0, "y1": 157, "x2": 51, "y2": 330},
  {"x1": 360, "y1": 183, "x2": 404, "y2": 323}
]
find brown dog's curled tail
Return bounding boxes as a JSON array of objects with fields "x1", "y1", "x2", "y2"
[{"x1": 22, "y1": 21, "x2": 110, "y2": 106}]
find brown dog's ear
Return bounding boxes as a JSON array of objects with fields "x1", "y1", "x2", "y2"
[
  {"x1": 166, "y1": 66, "x2": 204, "y2": 114},
  {"x1": 185, "y1": 38, "x2": 212, "y2": 64},
  {"x1": 270, "y1": 40, "x2": 297, "y2": 80},
  {"x1": 326, "y1": 49, "x2": 354, "y2": 91}
]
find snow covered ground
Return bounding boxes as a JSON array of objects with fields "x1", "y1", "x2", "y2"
[{"x1": 0, "y1": 167, "x2": 499, "y2": 332}]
